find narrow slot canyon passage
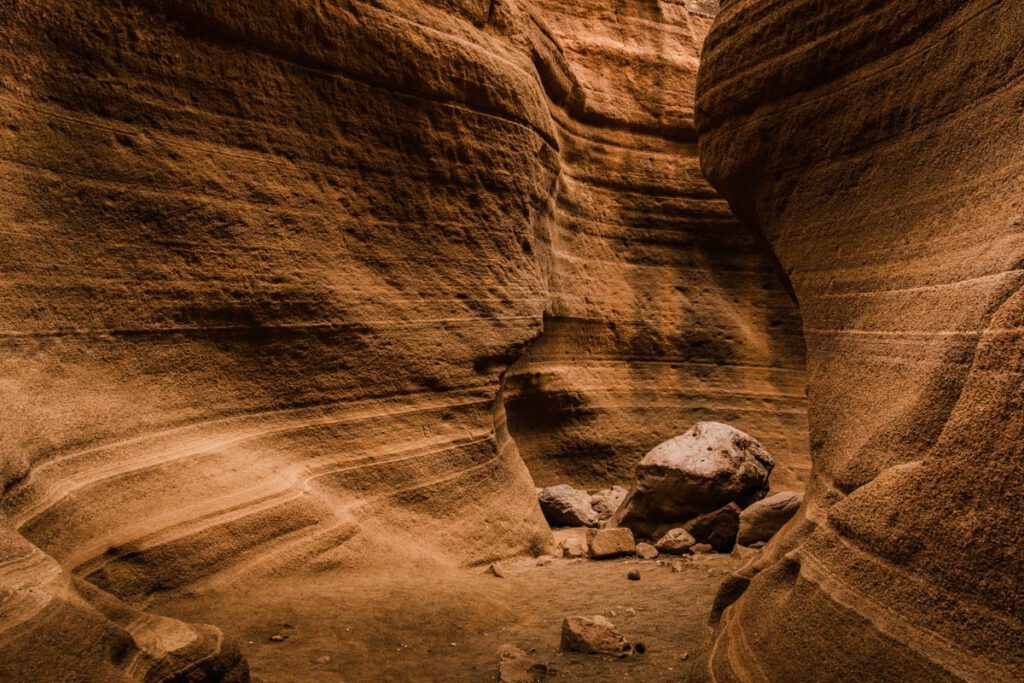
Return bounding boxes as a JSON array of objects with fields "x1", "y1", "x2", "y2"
[{"x1": 3, "y1": 1, "x2": 1020, "y2": 682}]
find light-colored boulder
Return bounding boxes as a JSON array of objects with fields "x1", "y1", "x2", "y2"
[
  {"x1": 655, "y1": 528, "x2": 697, "y2": 555},
  {"x1": 590, "y1": 485, "x2": 628, "y2": 520},
  {"x1": 538, "y1": 485, "x2": 599, "y2": 528},
  {"x1": 587, "y1": 527, "x2": 636, "y2": 559},
  {"x1": 560, "y1": 616, "x2": 633, "y2": 657},
  {"x1": 616, "y1": 422, "x2": 774, "y2": 537},
  {"x1": 737, "y1": 491, "x2": 803, "y2": 545}
]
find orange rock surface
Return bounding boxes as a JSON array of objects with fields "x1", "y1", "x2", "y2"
[
  {"x1": 696, "y1": 1, "x2": 1024, "y2": 680},
  {"x1": 0, "y1": 1, "x2": 808, "y2": 679}
]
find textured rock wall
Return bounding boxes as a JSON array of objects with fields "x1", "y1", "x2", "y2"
[
  {"x1": 504, "y1": 0, "x2": 810, "y2": 492},
  {"x1": 697, "y1": 1, "x2": 1024, "y2": 680},
  {"x1": 0, "y1": 1, "x2": 560, "y2": 677},
  {"x1": 0, "y1": 0, "x2": 809, "y2": 678}
]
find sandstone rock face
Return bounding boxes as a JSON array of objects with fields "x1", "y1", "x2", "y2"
[
  {"x1": 737, "y1": 491, "x2": 802, "y2": 546},
  {"x1": 500, "y1": 0, "x2": 810, "y2": 494},
  {"x1": 0, "y1": 0, "x2": 809, "y2": 677},
  {"x1": 616, "y1": 422, "x2": 773, "y2": 537},
  {"x1": 0, "y1": 0, "x2": 560, "y2": 676},
  {"x1": 538, "y1": 484, "x2": 599, "y2": 527},
  {"x1": 696, "y1": 1, "x2": 1024, "y2": 680}
]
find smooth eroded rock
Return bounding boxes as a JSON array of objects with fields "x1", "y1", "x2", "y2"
[
  {"x1": 616, "y1": 422, "x2": 773, "y2": 537},
  {"x1": 635, "y1": 543, "x2": 658, "y2": 560},
  {"x1": 737, "y1": 492, "x2": 803, "y2": 546},
  {"x1": 538, "y1": 485, "x2": 599, "y2": 528}
]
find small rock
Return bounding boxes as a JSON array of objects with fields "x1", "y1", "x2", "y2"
[
  {"x1": 670, "y1": 560, "x2": 685, "y2": 573},
  {"x1": 655, "y1": 528, "x2": 697, "y2": 555},
  {"x1": 269, "y1": 634, "x2": 288, "y2": 642},
  {"x1": 536, "y1": 554, "x2": 554, "y2": 566},
  {"x1": 487, "y1": 562, "x2": 506, "y2": 578},
  {"x1": 749, "y1": 541, "x2": 766, "y2": 549},
  {"x1": 635, "y1": 542, "x2": 658, "y2": 560},
  {"x1": 615, "y1": 422, "x2": 774, "y2": 538},
  {"x1": 691, "y1": 543, "x2": 714, "y2": 554},
  {"x1": 538, "y1": 484, "x2": 599, "y2": 528},
  {"x1": 679, "y1": 652, "x2": 690, "y2": 661},
  {"x1": 590, "y1": 485, "x2": 628, "y2": 520},
  {"x1": 588, "y1": 527, "x2": 636, "y2": 559},
  {"x1": 737, "y1": 491, "x2": 803, "y2": 545},
  {"x1": 560, "y1": 616, "x2": 633, "y2": 657},
  {"x1": 314, "y1": 655, "x2": 331, "y2": 664},
  {"x1": 684, "y1": 503, "x2": 741, "y2": 552},
  {"x1": 633, "y1": 642, "x2": 646, "y2": 655},
  {"x1": 627, "y1": 568, "x2": 641, "y2": 581}
]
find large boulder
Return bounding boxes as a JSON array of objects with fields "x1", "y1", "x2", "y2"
[
  {"x1": 737, "y1": 492, "x2": 803, "y2": 546},
  {"x1": 538, "y1": 485, "x2": 599, "y2": 528},
  {"x1": 615, "y1": 422, "x2": 774, "y2": 538}
]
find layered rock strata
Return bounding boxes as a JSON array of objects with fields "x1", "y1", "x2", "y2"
[
  {"x1": 502, "y1": 0, "x2": 810, "y2": 493},
  {"x1": 696, "y1": 1, "x2": 1024, "y2": 680}
]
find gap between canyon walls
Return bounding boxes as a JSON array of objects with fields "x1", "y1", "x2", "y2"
[{"x1": 500, "y1": 0, "x2": 811, "y2": 496}]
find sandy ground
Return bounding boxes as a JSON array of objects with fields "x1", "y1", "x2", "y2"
[{"x1": 152, "y1": 553, "x2": 741, "y2": 682}]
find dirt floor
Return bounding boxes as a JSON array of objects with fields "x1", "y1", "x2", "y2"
[{"x1": 153, "y1": 553, "x2": 743, "y2": 682}]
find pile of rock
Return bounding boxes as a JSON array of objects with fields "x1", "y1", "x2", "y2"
[
  {"x1": 612, "y1": 422, "x2": 802, "y2": 553},
  {"x1": 535, "y1": 422, "x2": 802, "y2": 560}
]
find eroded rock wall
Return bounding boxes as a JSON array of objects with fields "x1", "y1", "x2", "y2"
[
  {"x1": 504, "y1": 0, "x2": 810, "y2": 492},
  {"x1": 697, "y1": 1, "x2": 1024, "y2": 680},
  {"x1": 0, "y1": 1, "x2": 559, "y2": 677}
]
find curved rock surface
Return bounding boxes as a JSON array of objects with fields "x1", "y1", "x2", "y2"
[
  {"x1": 501, "y1": 0, "x2": 810, "y2": 493},
  {"x1": 697, "y1": 1, "x2": 1024, "y2": 680},
  {"x1": 0, "y1": 0, "x2": 810, "y2": 678}
]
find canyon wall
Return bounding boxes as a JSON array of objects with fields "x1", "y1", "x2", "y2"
[
  {"x1": 505, "y1": 0, "x2": 809, "y2": 492},
  {"x1": 0, "y1": 1, "x2": 560, "y2": 677},
  {"x1": 0, "y1": 0, "x2": 808, "y2": 679},
  {"x1": 696, "y1": 0, "x2": 1024, "y2": 680}
]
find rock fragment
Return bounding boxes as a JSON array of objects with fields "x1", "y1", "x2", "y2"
[
  {"x1": 635, "y1": 542, "x2": 658, "y2": 560},
  {"x1": 691, "y1": 543, "x2": 714, "y2": 554},
  {"x1": 587, "y1": 527, "x2": 636, "y2": 559},
  {"x1": 538, "y1": 485, "x2": 599, "y2": 528},
  {"x1": 627, "y1": 568, "x2": 641, "y2": 581},
  {"x1": 560, "y1": 616, "x2": 633, "y2": 657},
  {"x1": 553, "y1": 528, "x2": 589, "y2": 558},
  {"x1": 615, "y1": 422, "x2": 774, "y2": 537},
  {"x1": 486, "y1": 562, "x2": 506, "y2": 578},
  {"x1": 536, "y1": 554, "x2": 554, "y2": 567},
  {"x1": 737, "y1": 491, "x2": 803, "y2": 545},
  {"x1": 684, "y1": 503, "x2": 741, "y2": 552},
  {"x1": 655, "y1": 528, "x2": 696, "y2": 555},
  {"x1": 590, "y1": 485, "x2": 628, "y2": 520}
]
